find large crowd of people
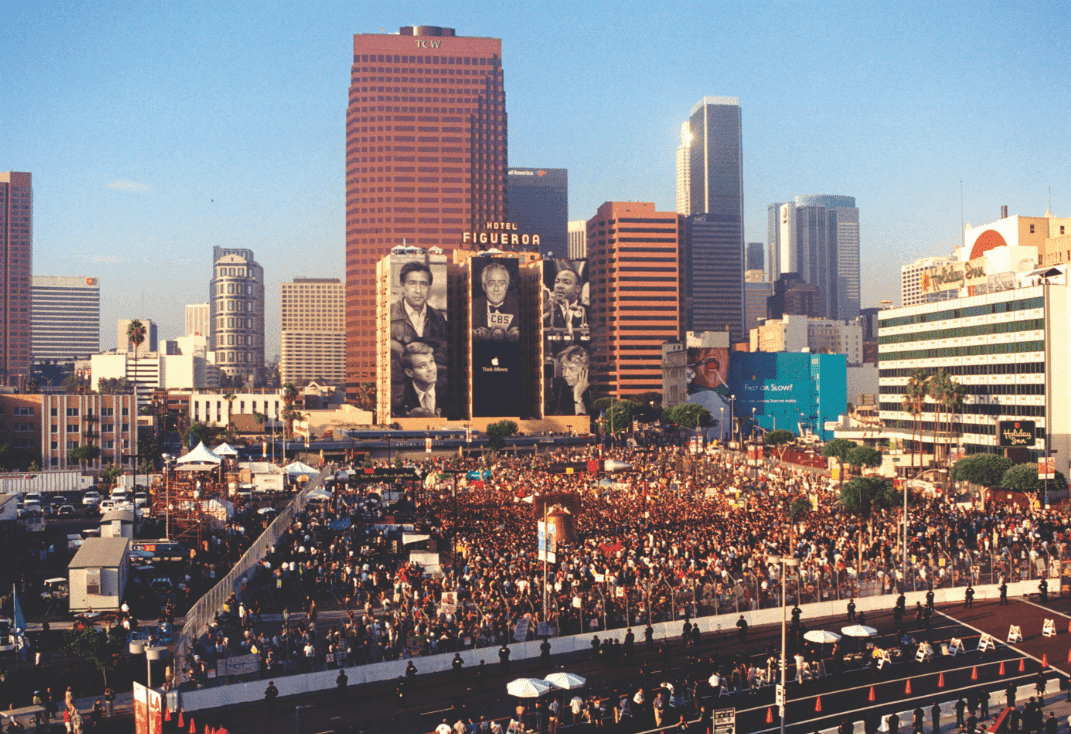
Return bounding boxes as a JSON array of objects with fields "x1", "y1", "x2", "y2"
[{"x1": 179, "y1": 444, "x2": 1070, "y2": 686}]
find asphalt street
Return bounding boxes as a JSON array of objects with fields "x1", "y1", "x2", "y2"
[{"x1": 178, "y1": 594, "x2": 1071, "y2": 734}]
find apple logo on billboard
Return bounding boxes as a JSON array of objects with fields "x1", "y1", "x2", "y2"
[{"x1": 491, "y1": 357, "x2": 499, "y2": 367}]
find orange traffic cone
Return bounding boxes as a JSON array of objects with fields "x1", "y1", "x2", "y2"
[
  {"x1": 164, "y1": 705, "x2": 171, "y2": 722},
  {"x1": 971, "y1": 666, "x2": 978, "y2": 681},
  {"x1": 766, "y1": 707, "x2": 773, "y2": 724},
  {"x1": 938, "y1": 672, "x2": 946, "y2": 689},
  {"x1": 178, "y1": 711, "x2": 184, "y2": 729},
  {"x1": 869, "y1": 686, "x2": 876, "y2": 702},
  {"x1": 905, "y1": 679, "x2": 912, "y2": 695},
  {"x1": 1043, "y1": 654, "x2": 1049, "y2": 668},
  {"x1": 999, "y1": 660, "x2": 1006, "y2": 676},
  {"x1": 1067, "y1": 649, "x2": 1071, "y2": 664},
  {"x1": 189, "y1": 717, "x2": 196, "y2": 734},
  {"x1": 1019, "y1": 658, "x2": 1026, "y2": 673},
  {"x1": 815, "y1": 696, "x2": 822, "y2": 713}
]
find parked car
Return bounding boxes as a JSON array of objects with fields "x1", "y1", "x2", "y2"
[
  {"x1": 98, "y1": 499, "x2": 116, "y2": 513},
  {"x1": 133, "y1": 491, "x2": 149, "y2": 507},
  {"x1": 82, "y1": 490, "x2": 101, "y2": 507},
  {"x1": 57, "y1": 505, "x2": 78, "y2": 517}
]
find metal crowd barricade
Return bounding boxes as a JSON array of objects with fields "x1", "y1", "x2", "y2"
[{"x1": 174, "y1": 467, "x2": 331, "y2": 687}]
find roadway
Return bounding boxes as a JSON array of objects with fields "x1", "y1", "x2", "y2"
[{"x1": 180, "y1": 594, "x2": 1071, "y2": 734}]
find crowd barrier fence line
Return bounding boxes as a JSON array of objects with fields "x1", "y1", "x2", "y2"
[{"x1": 170, "y1": 578, "x2": 1040, "y2": 713}]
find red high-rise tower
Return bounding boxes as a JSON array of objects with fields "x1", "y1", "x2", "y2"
[
  {"x1": 346, "y1": 26, "x2": 507, "y2": 399},
  {"x1": 1, "y1": 171, "x2": 33, "y2": 386}
]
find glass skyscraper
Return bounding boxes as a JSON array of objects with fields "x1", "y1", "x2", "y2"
[
  {"x1": 507, "y1": 168, "x2": 567, "y2": 258},
  {"x1": 681, "y1": 97, "x2": 744, "y2": 340}
]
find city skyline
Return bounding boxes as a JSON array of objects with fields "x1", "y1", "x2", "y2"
[{"x1": 1, "y1": 1, "x2": 1069, "y2": 357}]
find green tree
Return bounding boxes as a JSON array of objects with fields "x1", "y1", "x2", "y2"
[
  {"x1": 181, "y1": 421, "x2": 212, "y2": 449},
  {"x1": 941, "y1": 379, "x2": 966, "y2": 462},
  {"x1": 281, "y1": 382, "x2": 299, "y2": 439},
  {"x1": 662, "y1": 403, "x2": 711, "y2": 430},
  {"x1": 788, "y1": 496, "x2": 812, "y2": 545},
  {"x1": 604, "y1": 399, "x2": 636, "y2": 435},
  {"x1": 952, "y1": 453, "x2": 1012, "y2": 487},
  {"x1": 763, "y1": 429, "x2": 796, "y2": 460},
  {"x1": 485, "y1": 420, "x2": 518, "y2": 451},
  {"x1": 845, "y1": 445, "x2": 883, "y2": 474},
  {"x1": 60, "y1": 626, "x2": 116, "y2": 688},
  {"x1": 1001, "y1": 463, "x2": 1068, "y2": 502},
  {"x1": 222, "y1": 392, "x2": 237, "y2": 434},
  {"x1": 822, "y1": 438, "x2": 858, "y2": 489},
  {"x1": 840, "y1": 475, "x2": 898, "y2": 570},
  {"x1": 68, "y1": 443, "x2": 101, "y2": 470},
  {"x1": 901, "y1": 369, "x2": 929, "y2": 476},
  {"x1": 926, "y1": 370, "x2": 954, "y2": 465},
  {"x1": 126, "y1": 319, "x2": 147, "y2": 404},
  {"x1": 101, "y1": 463, "x2": 122, "y2": 488},
  {"x1": 98, "y1": 377, "x2": 131, "y2": 395},
  {"x1": 353, "y1": 382, "x2": 376, "y2": 413}
]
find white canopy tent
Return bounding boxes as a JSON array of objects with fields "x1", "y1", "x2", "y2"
[
  {"x1": 176, "y1": 442, "x2": 222, "y2": 466},
  {"x1": 212, "y1": 443, "x2": 240, "y2": 457},
  {"x1": 284, "y1": 461, "x2": 319, "y2": 477}
]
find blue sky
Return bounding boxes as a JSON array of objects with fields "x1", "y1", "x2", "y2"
[{"x1": 2, "y1": 0, "x2": 1068, "y2": 355}]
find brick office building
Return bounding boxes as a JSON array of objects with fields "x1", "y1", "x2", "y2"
[
  {"x1": 587, "y1": 202, "x2": 681, "y2": 400},
  {"x1": 345, "y1": 26, "x2": 507, "y2": 398}
]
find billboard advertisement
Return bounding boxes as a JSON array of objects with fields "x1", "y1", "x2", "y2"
[
  {"x1": 471, "y1": 257, "x2": 522, "y2": 416},
  {"x1": 389, "y1": 255, "x2": 449, "y2": 419},
  {"x1": 998, "y1": 420, "x2": 1036, "y2": 448},
  {"x1": 686, "y1": 347, "x2": 731, "y2": 440},
  {"x1": 543, "y1": 259, "x2": 591, "y2": 416}
]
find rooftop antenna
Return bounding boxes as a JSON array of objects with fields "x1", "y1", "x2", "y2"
[{"x1": 960, "y1": 180, "x2": 964, "y2": 252}]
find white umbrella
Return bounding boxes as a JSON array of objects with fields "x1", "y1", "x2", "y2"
[
  {"x1": 840, "y1": 625, "x2": 878, "y2": 638},
  {"x1": 543, "y1": 672, "x2": 586, "y2": 690},
  {"x1": 804, "y1": 630, "x2": 842, "y2": 644},
  {"x1": 506, "y1": 678, "x2": 553, "y2": 698}
]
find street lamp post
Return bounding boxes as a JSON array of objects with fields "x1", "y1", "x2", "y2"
[
  {"x1": 719, "y1": 407, "x2": 725, "y2": 445},
  {"x1": 770, "y1": 554, "x2": 799, "y2": 734},
  {"x1": 730, "y1": 394, "x2": 736, "y2": 450}
]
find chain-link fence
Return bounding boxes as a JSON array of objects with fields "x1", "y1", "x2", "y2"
[{"x1": 174, "y1": 467, "x2": 330, "y2": 682}]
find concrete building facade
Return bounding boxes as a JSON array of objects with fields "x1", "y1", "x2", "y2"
[
  {"x1": 281, "y1": 278, "x2": 346, "y2": 386},
  {"x1": 1, "y1": 172, "x2": 33, "y2": 385},
  {"x1": 210, "y1": 246, "x2": 265, "y2": 382},
  {"x1": 567, "y1": 220, "x2": 587, "y2": 260},
  {"x1": 346, "y1": 26, "x2": 507, "y2": 394},
  {"x1": 185, "y1": 303, "x2": 210, "y2": 337},
  {"x1": 32, "y1": 276, "x2": 100, "y2": 361},
  {"x1": 878, "y1": 283, "x2": 1056, "y2": 467}
]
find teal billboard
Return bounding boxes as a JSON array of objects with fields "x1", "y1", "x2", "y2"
[{"x1": 727, "y1": 353, "x2": 846, "y2": 442}]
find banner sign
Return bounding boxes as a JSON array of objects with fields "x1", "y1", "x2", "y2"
[
  {"x1": 999, "y1": 420, "x2": 1036, "y2": 448},
  {"x1": 920, "y1": 257, "x2": 989, "y2": 293},
  {"x1": 133, "y1": 682, "x2": 162, "y2": 734}
]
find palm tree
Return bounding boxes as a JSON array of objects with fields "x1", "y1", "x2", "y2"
[
  {"x1": 126, "y1": 320, "x2": 147, "y2": 466},
  {"x1": 941, "y1": 379, "x2": 966, "y2": 463},
  {"x1": 281, "y1": 382, "x2": 298, "y2": 440},
  {"x1": 902, "y1": 369, "x2": 928, "y2": 476},
  {"x1": 222, "y1": 392, "x2": 237, "y2": 435},
  {"x1": 927, "y1": 370, "x2": 953, "y2": 467}
]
